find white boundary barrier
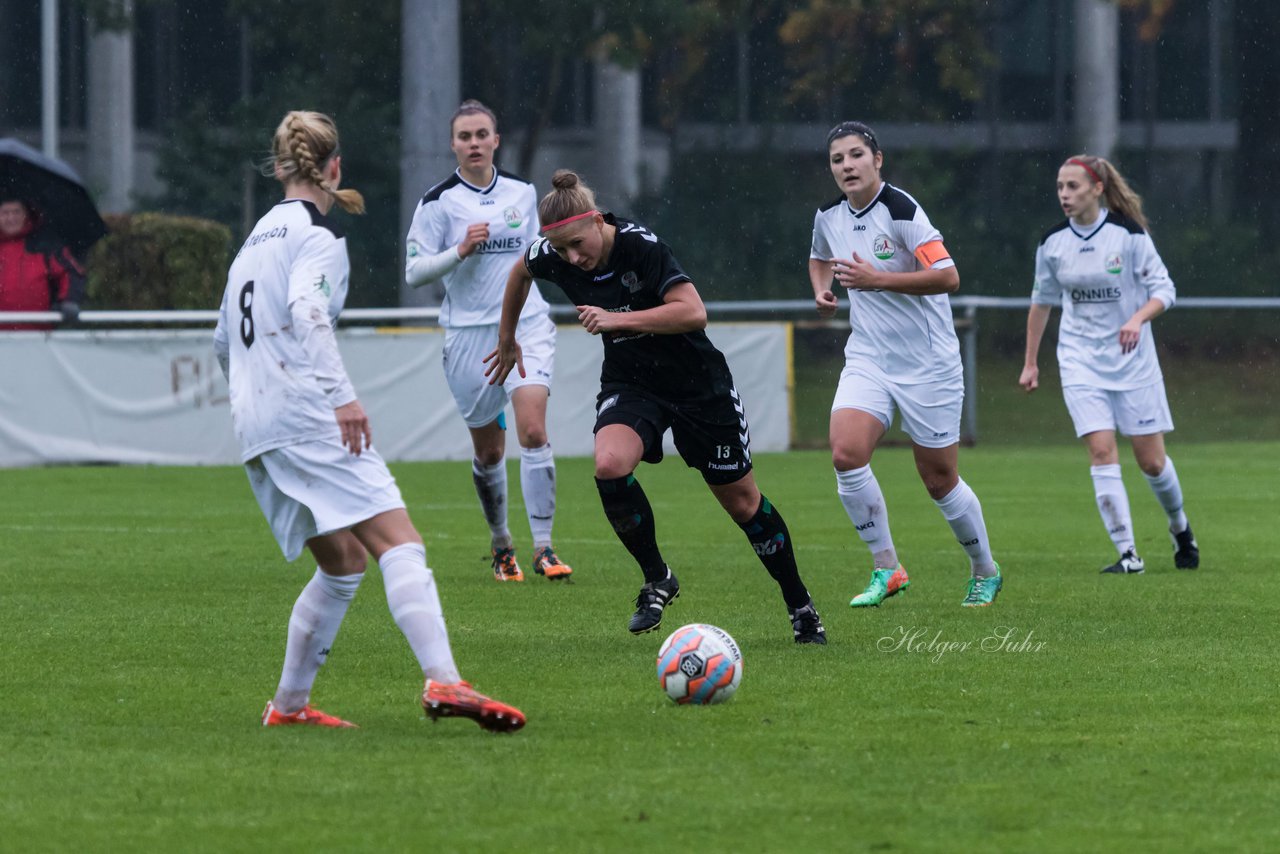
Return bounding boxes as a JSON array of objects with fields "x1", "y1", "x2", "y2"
[
  {"x1": 3, "y1": 296, "x2": 1275, "y2": 466},
  {"x1": 0, "y1": 316, "x2": 789, "y2": 467}
]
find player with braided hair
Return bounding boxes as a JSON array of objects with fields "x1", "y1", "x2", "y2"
[{"x1": 214, "y1": 110, "x2": 525, "y2": 732}]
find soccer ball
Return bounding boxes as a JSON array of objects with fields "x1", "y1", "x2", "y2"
[{"x1": 656, "y1": 623, "x2": 743, "y2": 705}]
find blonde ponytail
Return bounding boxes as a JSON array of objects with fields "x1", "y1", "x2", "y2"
[
  {"x1": 270, "y1": 110, "x2": 365, "y2": 215},
  {"x1": 1064, "y1": 154, "x2": 1147, "y2": 230}
]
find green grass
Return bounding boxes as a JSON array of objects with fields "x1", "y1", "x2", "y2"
[
  {"x1": 3, "y1": 445, "x2": 1279, "y2": 852},
  {"x1": 793, "y1": 345, "x2": 1280, "y2": 448}
]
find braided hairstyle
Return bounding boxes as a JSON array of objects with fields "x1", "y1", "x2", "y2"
[
  {"x1": 537, "y1": 170, "x2": 598, "y2": 227},
  {"x1": 1063, "y1": 154, "x2": 1147, "y2": 231},
  {"x1": 269, "y1": 110, "x2": 365, "y2": 214}
]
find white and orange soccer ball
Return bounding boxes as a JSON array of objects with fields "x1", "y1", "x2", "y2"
[{"x1": 656, "y1": 623, "x2": 743, "y2": 705}]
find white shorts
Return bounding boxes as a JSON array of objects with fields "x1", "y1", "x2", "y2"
[
  {"x1": 245, "y1": 438, "x2": 405, "y2": 561},
  {"x1": 1063, "y1": 382, "x2": 1174, "y2": 437},
  {"x1": 443, "y1": 314, "x2": 556, "y2": 429},
  {"x1": 832, "y1": 362, "x2": 964, "y2": 448}
]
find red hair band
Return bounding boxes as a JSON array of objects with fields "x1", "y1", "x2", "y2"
[
  {"x1": 1068, "y1": 158, "x2": 1103, "y2": 185},
  {"x1": 540, "y1": 210, "x2": 598, "y2": 233}
]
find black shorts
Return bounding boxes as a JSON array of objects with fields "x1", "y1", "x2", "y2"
[{"x1": 593, "y1": 387, "x2": 753, "y2": 485}]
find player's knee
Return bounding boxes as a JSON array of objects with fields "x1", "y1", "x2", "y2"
[
  {"x1": 332, "y1": 539, "x2": 368, "y2": 575},
  {"x1": 832, "y1": 445, "x2": 871, "y2": 471},
  {"x1": 474, "y1": 445, "x2": 504, "y2": 467},
  {"x1": 920, "y1": 470, "x2": 958, "y2": 501},
  {"x1": 594, "y1": 452, "x2": 633, "y2": 481},
  {"x1": 519, "y1": 426, "x2": 548, "y2": 448},
  {"x1": 1137, "y1": 456, "x2": 1165, "y2": 477}
]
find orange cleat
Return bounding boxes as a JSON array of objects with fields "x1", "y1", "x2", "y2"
[
  {"x1": 262, "y1": 701, "x2": 358, "y2": 728},
  {"x1": 491, "y1": 547, "x2": 524, "y2": 582},
  {"x1": 532, "y1": 546, "x2": 573, "y2": 580},
  {"x1": 422, "y1": 680, "x2": 526, "y2": 733}
]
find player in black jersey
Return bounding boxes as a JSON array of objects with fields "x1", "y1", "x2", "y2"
[{"x1": 485, "y1": 170, "x2": 825, "y2": 643}]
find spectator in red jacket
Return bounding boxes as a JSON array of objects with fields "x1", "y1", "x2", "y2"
[{"x1": 0, "y1": 196, "x2": 85, "y2": 330}]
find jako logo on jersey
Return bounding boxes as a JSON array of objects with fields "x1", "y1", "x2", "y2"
[
  {"x1": 1070, "y1": 286, "x2": 1122, "y2": 303},
  {"x1": 593, "y1": 271, "x2": 616, "y2": 282},
  {"x1": 504, "y1": 207, "x2": 523, "y2": 228},
  {"x1": 855, "y1": 520, "x2": 876, "y2": 532},
  {"x1": 314, "y1": 274, "x2": 331, "y2": 297},
  {"x1": 480, "y1": 198, "x2": 495, "y2": 206},
  {"x1": 1079, "y1": 245, "x2": 1096, "y2": 253},
  {"x1": 873, "y1": 234, "x2": 895, "y2": 260},
  {"x1": 1106, "y1": 253, "x2": 1124, "y2": 274},
  {"x1": 622, "y1": 271, "x2": 640, "y2": 292},
  {"x1": 850, "y1": 224, "x2": 866, "y2": 232}
]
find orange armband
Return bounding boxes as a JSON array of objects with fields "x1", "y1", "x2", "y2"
[{"x1": 914, "y1": 240, "x2": 951, "y2": 268}]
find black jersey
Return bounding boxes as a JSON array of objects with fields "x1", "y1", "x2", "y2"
[{"x1": 524, "y1": 213, "x2": 734, "y2": 403}]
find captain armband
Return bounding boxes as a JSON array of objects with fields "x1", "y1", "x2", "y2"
[{"x1": 914, "y1": 240, "x2": 951, "y2": 268}]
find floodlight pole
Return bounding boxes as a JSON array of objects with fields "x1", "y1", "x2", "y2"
[{"x1": 41, "y1": 0, "x2": 59, "y2": 158}]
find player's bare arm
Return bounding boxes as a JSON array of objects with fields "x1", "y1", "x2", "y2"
[
  {"x1": 808, "y1": 258, "x2": 838, "y2": 318},
  {"x1": 576, "y1": 281, "x2": 707, "y2": 336},
  {"x1": 1118, "y1": 297, "x2": 1166, "y2": 354},
  {"x1": 1021, "y1": 303, "x2": 1053, "y2": 393},
  {"x1": 483, "y1": 259, "x2": 532, "y2": 384},
  {"x1": 832, "y1": 252, "x2": 959, "y2": 295}
]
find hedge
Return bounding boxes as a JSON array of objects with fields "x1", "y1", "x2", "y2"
[{"x1": 88, "y1": 213, "x2": 232, "y2": 310}]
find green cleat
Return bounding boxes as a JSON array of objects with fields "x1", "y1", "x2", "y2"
[
  {"x1": 961, "y1": 568, "x2": 1002, "y2": 607},
  {"x1": 849, "y1": 565, "x2": 910, "y2": 608}
]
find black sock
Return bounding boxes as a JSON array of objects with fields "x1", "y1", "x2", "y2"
[
  {"x1": 739, "y1": 495, "x2": 810, "y2": 610},
  {"x1": 596, "y1": 474, "x2": 668, "y2": 584}
]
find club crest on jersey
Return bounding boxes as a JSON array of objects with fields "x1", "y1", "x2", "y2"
[
  {"x1": 873, "y1": 234, "x2": 895, "y2": 260},
  {"x1": 621, "y1": 271, "x2": 640, "y2": 292},
  {"x1": 1105, "y1": 253, "x2": 1123, "y2": 274},
  {"x1": 504, "y1": 207, "x2": 523, "y2": 229}
]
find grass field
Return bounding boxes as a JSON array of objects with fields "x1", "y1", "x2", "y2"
[
  {"x1": 3, "y1": 441, "x2": 1278, "y2": 852},
  {"x1": 792, "y1": 342, "x2": 1280, "y2": 448}
]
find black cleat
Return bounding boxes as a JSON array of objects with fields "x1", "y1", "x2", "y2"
[
  {"x1": 628, "y1": 573, "x2": 680, "y2": 635},
  {"x1": 1173, "y1": 527, "x2": 1199, "y2": 569},
  {"x1": 789, "y1": 599, "x2": 827, "y2": 645},
  {"x1": 1101, "y1": 548, "x2": 1145, "y2": 575}
]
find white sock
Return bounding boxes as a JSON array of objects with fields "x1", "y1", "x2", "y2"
[
  {"x1": 379, "y1": 542, "x2": 461, "y2": 684},
  {"x1": 1144, "y1": 455, "x2": 1188, "y2": 534},
  {"x1": 520, "y1": 443, "x2": 557, "y2": 549},
  {"x1": 836, "y1": 465, "x2": 898, "y2": 569},
  {"x1": 472, "y1": 459, "x2": 511, "y2": 549},
  {"x1": 273, "y1": 568, "x2": 363, "y2": 713},
  {"x1": 934, "y1": 479, "x2": 998, "y2": 577},
  {"x1": 1091, "y1": 464, "x2": 1136, "y2": 555}
]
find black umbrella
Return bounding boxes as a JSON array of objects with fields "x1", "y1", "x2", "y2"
[{"x1": 0, "y1": 137, "x2": 108, "y2": 259}]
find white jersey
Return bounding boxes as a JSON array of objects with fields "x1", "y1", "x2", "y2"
[
  {"x1": 406, "y1": 168, "x2": 550, "y2": 328},
  {"x1": 810, "y1": 182, "x2": 961, "y2": 384},
  {"x1": 1032, "y1": 210, "x2": 1175, "y2": 390},
  {"x1": 214, "y1": 200, "x2": 353, "y2": 461}
]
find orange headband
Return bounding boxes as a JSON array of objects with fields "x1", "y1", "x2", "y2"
[
  {"x1": 540, "y1": 210, "x2": 598, "y2": 233},
  {"x1": 1068, "y1": 158, "x2": 1103, "y2": 185}
]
